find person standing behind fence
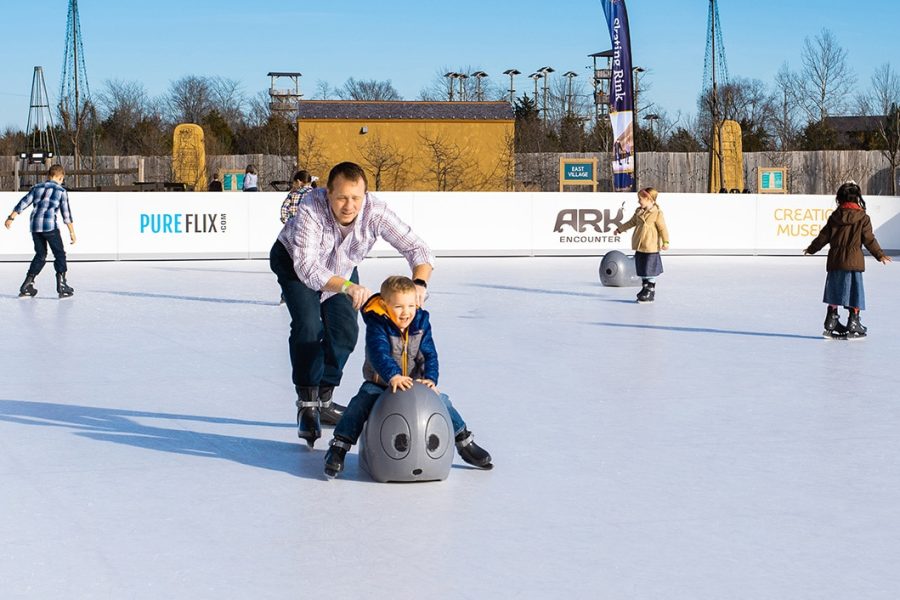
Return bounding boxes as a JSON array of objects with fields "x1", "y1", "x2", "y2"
[
  {"x1": 4, "y1": 164, "x2": 77, "y2": 298},
  {"x1": 242, "y1": 164, "x2": 259, "y2": 192},
  {"x1": 280, "y1": 170, "x2": 313, "y2": 223},
  {"x1": 208, "y1": 172, "x2": 223, "y2": 191}
]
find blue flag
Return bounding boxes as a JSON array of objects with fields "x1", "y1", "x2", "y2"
[{"x1": 600, "y1": 0, "x2": 636, "y2": 192}]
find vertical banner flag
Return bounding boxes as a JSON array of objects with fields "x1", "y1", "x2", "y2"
[{"x1": 599, "y1": 0, "x2": 636, "y2": 192}]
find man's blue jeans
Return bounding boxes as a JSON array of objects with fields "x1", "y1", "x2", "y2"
[
  {"x1": 334, "y1": 381, "x2": 466, "y2": 444},
  {"x1": 270, "y1": 241, "x2": 359, "y2": 391}
]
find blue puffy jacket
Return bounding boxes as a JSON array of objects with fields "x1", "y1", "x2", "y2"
[{"x1": 360, "y1": 294, "x2": 439, "y2": 386}]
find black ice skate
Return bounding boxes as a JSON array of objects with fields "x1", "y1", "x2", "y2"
[
  {"x1": 823, "y1": 306, "x2": 847, "y2": 338},
  {"x1": 18, "y1": 274, "x2": 37, "y2": 297},
  {"x1": 324, "y1": 437, "x2": 351, "y2": 479},
  {"x1": 637, "y1": 281, "x2": 655, "y2": 303},
  {"x1": 844, "y1": 311, "x2": 867, "y2": 339},
  {"x1": 318, "y1": 386, "x2": 347, "y2": 426},
  {"x1": 296, "y1": 387, "x2": 322, "y2": 448},
  {"x1": 56, "y1": 272, "x2": 74, "y2": 298},
  {"x1": 455, "y1": 430, "x2": 493, "y2": 470}
]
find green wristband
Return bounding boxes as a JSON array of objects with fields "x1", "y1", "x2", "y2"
[{"x1": 341, "y1": 280, "x2": 352, "y2": 294}]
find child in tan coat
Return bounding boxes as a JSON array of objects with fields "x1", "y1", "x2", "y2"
[{"x1": 614, "y1": 187, "x2": 669, "y2": 303}]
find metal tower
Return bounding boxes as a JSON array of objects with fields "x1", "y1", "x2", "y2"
[
  {"x1": 15, "y1": 67, "x2": 60, "y2": 189},
  {"x1": 702, "y1": 0, "x2": 729, "y2": 191},
  {"x1": 25, "y1": 66, "x2": 59, "y2": 159},
  {"x1": 59, "y1": 0, "x2": 96, "y2": 186}
]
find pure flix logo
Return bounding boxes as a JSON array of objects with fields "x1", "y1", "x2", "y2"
[
  {"x1": 139, "y1": 213, "x2": 227, "y2": 234},
  {"x1": 553, "y1": 205, "x2": 624, "y2": 244}
]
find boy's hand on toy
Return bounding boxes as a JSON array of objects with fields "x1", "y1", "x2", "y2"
[
  {"x1": 879, "y1": 255, "x2": 893, "y2": 264},
  {"x1": 415, "y1": 379, "x2": 439, "y2": 393},
  {"x1": 389, "y1": 375, "x2": 414, "y2": 392}
]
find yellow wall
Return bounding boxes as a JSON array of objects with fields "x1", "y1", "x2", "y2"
[{"x1": 297, "y1": 119, "x2": 515, "y2": 191}]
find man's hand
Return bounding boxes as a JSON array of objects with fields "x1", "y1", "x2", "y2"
[
  {"x1": 344, "y1": 283, "x2": 372, "y2": 310},
  {"x1": 389, "y1": 375, "x2": 414, "y2": 392},
  {"x1": 414, "y1": 282, "x2": 427, "y2": 306}
]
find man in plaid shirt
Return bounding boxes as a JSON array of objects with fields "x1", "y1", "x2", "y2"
[
  {"x1": 5, "y1": 164, "x2": 77, "y2": 298},
  {"x1": 270, "y1": 161, "x2": 434, "y2": 446}
]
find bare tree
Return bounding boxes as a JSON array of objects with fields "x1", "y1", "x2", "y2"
[
  {"x1": 314, "y1": 80, "x2": 336, "y2": 100},
  {"x1": 789, "y1": 29, "x2": 857, "y2": 122},
  {"x1": 166, "y1": 75, "x2": 215, "y2": 124},
  {"x1": 336, "y1": 78, "x2": 402, "y2": 101},
  {"x1": 418, "y1": 131, "x2": 479, "y2": 191},
  {"x1": 297, "y1": 128, "x2": 331, "y2": 180},
  {"x1": 358, "y1": 134, "x2": 411, "y2": 191},
  {"x1": 772, "y1": 64, "x2": 802, "y2": 150},
  {"x1": 208, "y1": 76, "x2": 247, "y2": 130},
  {"x1": 859, "y1": 63, "x2": 900, "y2": 194}
]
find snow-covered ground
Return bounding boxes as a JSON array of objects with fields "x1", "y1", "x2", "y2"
[{"x1": 2, "y1": 255, "x2": 898, "y2": 599}]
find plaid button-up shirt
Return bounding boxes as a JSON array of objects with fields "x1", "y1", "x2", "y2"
[
  {"x1": 277, "y1": 187, "x2": 434, "y2": 301},
  {"x1": 14, "y1": 180, "x2": 73, "y2": 233}
]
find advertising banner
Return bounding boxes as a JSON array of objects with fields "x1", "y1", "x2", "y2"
[
  {"x1": 600, "y1": 0, "x2": 637, "y2": 192},
  {"x1": 116, "y1": 193, "x2": 250, "y2": 259},
  {"x1": 2, "y1": 192, "x2": 899, "y2": 261},
  {"x1": 754, "y1": 195, "x2": 836, "y2": 251},
  {"x1": 532, "y1": 193, "x2": 628, "y2": 254}
]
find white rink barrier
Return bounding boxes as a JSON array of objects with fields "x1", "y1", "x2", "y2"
[{"x1": 1, "y1": 191, "x2": 898, "y2": 261}]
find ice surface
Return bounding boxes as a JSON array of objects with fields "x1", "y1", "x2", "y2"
[{"x1": 1, "y1": 256, "x2": 899, "y2": 599}]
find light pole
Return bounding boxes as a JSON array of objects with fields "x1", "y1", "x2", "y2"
[
  {"x1": 632, "y1": 66, "x2": 645, "y2": 188},
  {"x1": 471, "y1": 71, "x2": 488, "y2": 101},
  {"x1": 502, "y1": 69, "x2": 520, "y2": 104},
  {"x1": 457, "y1": 73, "x2": 469, "y2": 101},
  {"x1": 562, "y1": 71, "x2": 578, "y2": 116},
  {"x1": 529, "y1": 72, "x2": 541, "y2": 111},
  {"x1": 643, "y1": 113, "x2": 660, "y2": 149},
  {"x1": 539, "y1": 66, "x2": 555, "y2": 124},
  {"x1": 444, "y1": 72, "x2": 458, "y2": 101}
]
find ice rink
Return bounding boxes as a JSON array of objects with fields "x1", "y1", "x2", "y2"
[{"x1": 2, "y1": 255, "x2": 899, "y2": 599}]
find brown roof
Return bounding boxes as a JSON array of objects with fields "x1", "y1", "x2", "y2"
[
  {"x1": 823, "y1": 116, "x2": 884, "y2": 133},
  {"x1": 298, "y1": 100, "x2": 514, "y2": 121}
]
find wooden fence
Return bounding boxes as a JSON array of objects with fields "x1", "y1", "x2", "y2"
[{"x1": 2, "y1": 151, "x2": 897, "y2": 195}]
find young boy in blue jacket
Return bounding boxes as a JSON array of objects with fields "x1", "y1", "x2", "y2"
[{"x1": 324, "y1": 275, "x2": 492, "y2": 478}]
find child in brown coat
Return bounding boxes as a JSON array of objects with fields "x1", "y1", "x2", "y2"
[
  {"x1": 805, "y1": 181, "x2": 891, "y2": 338},
  {"x1": 614, "y1": 187, "x2": 670, "y2": 303}
]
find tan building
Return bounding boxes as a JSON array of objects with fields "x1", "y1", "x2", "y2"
[{"x1": 297, "y1": 101, "x2": 515, "y2": 191}]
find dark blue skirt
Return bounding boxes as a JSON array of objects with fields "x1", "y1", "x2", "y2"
[
  {"x1": 634, "y1": 251, "x2": 663, "y2": 277},
  {"x1": 823, "y1": 270, "x2": 865, "y2": 310}
]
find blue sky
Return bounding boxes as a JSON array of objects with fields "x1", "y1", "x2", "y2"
[{"x1": 2, "y1": 0, "x2": 899, "y2": 131}]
